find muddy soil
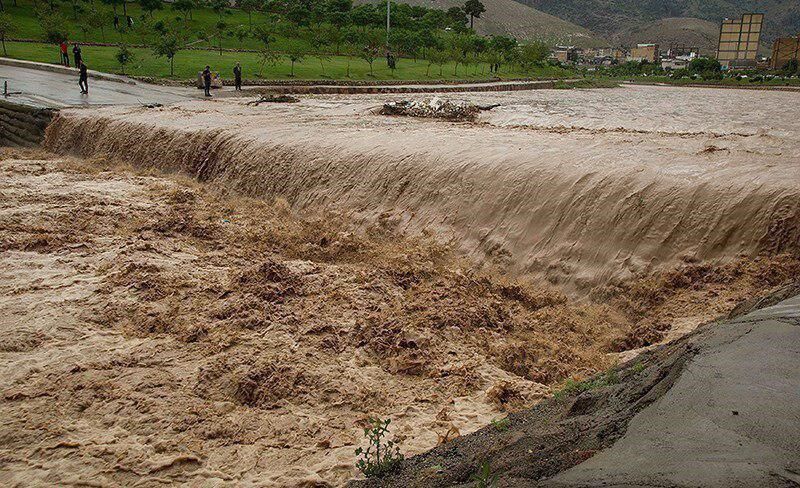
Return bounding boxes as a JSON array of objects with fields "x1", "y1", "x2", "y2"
[{"x1": 1, "y1": 148, "x2": 798, "y2": 486}]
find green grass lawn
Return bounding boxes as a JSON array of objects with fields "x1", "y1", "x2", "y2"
[{"x1": 4, "y1": 40, "x2": 573, "y2": 81}]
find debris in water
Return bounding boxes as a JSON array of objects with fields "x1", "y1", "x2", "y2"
[
  {"x1": 246, "y1": 95, "x2": 300, "y2": 106},
  {"x1": 379, "y1": 98, "x2": 499, "y2": 121}
]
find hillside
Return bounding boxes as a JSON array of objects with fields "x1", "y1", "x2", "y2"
[
  {"x1": 515, "y1": 0, "x2": 800, "y2": 46},
  {"x1": 356, "y1": 0, "x2": 607, "y2": 47},
  {"x1": 616, "y1": 17, "x2": 721, "y2": 55}
]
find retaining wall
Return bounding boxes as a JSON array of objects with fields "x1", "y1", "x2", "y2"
[{"x1": 0, "y1": 100, "x2": 56, "y2": 147}]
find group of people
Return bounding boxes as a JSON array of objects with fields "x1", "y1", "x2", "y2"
[
  {"x1": 59, "y1": 41, "x2": 89, "y2": 95},
  {"x1": 201, "y1": 62, "x2": 244, "y2": 97}
]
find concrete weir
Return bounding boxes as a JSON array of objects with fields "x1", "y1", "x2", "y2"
[{"x1": 0, "y1": 100, "x2": 56, "y2": 147}]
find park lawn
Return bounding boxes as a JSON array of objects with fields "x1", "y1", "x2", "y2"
[
  {"x1": 4, "y1": 40, "x2": 571, "y2": 81},
  {"x1": 6, "y1": 0, "x2": 310, "y2": 52}
]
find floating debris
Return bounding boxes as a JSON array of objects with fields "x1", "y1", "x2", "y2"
[
  {"x1": 379, "y1": 97, "x2": 499, "y2": 121},
  {"x1": 246, "y1": 95, "x2": 301, "y2": 106}
]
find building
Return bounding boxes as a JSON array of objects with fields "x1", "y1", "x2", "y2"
[
  {"x1": 630, "y1": 44, "x2": 659, "y2": 63},
  {"x1": 717, "y1": 13, "x2": 764, "y2": 69},
  {"x1": 553, "y1": 46, "x2": 581, "y2": 64},
  {"x1": 770, "y1": 36, "x2": 800, "y2": 70},
  {"x1": 662, "y1": 58, "x2": 690, "y2": 70}
]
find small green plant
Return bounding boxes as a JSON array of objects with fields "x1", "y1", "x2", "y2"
[
  {"x1": 552, "y1": 368, "x2": 621, "y2": 400},
  {"x1": 471, "y1": 460, "x2": 499, "y2": 488},
  {"x1": 355, "y1": 418, "x2": 404, "y2": 478},
  {"x1": 491, "y1": 417, "x2": 510, "y2": 432},
  {"x1": 632, "y1": 362, "x2": 646, "y2": 374}
]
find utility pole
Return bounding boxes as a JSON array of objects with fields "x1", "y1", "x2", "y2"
[{"x1": 386, "y1": 0, "x2": 391, "y2": 47}]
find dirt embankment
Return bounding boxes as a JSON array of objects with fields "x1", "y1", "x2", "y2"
[
  {"x1": 2, "y1": 148, "x2": 798, "y2": 487},
  {"x1": 42, "y1": 90, "x2": 800, "y2": 295}
]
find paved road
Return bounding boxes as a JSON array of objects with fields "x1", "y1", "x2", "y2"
[
  {"x1": 546, "y1": 294, "x2": 800, "y2": 487},
  {"x1": 0, "y1": 65, "x2": 197, "y2": 108}
]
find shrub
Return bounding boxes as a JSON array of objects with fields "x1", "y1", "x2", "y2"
[{"x1": 355, "y1": 418, "x2": 404, "y2": 478}]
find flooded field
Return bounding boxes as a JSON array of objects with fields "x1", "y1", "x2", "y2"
[{"x1": 1, "y1": 85, "x2": 799, "y2": 486}]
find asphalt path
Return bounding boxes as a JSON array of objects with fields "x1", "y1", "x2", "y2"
[
  {"x1": 546, "y1": 294, "x2": 800, "y2": 487},
  {"x1": 0, "y1": 64, "x2": 197, "y2": 108}
]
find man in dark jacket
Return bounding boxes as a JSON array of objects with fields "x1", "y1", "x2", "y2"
[
  {"x1": 78, "y1": 61, "x2": 89, "y2": 94},
  {"x1": 233, "y1": 62, "x2": 242, "y2": 91},
  {"x1": 202, "y1": 66, "x2": 212, "y2": 97},
  {"x1": 72, "y1": 44, "x2": 82, "y2": 68}
]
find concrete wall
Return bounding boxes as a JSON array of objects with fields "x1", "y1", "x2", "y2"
[{"x1": 0, "y1": 100, "x2": 56, "y2": 147}]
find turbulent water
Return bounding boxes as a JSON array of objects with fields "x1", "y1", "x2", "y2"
[
  {"x1": 44, "y1": 85, "x2": 800, "y2": 292},
  {"x1": 4, "y1": 85, "x2": 800, "y2": 487}
]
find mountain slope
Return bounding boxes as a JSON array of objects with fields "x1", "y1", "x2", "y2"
[
  {"x1": 515, "y1": 0, "x2": 800, "y2": 45},
  {"x1": 356, "y1": 0, "x2": 607, "y2": 46},
  {"x1": 616, "y1": 17, "x2": 721, "y2": 55}
]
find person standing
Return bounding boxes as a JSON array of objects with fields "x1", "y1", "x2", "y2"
[
  {"x1": 202, "y1": 65, "x2": 212, "y2": 97},
  {"x1": 233, "y1": 62, "x2": 242, "y2": 91},
  {"x1": 72, "y1": 44, "x2": 82, "y2": 68},
  {"x1": 60, "y1": 41, "x2": 70, "y2": 67},
  {"x1": 79, "y1": 61, "x2": 89, "y2": 94},
  {"x1": 114, "y1": 14, "x2": 120, "y2": 30}
]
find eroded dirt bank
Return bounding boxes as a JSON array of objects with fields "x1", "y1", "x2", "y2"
[
  {"x1": 42, "y1": 86, "x2": 800, "y2": 294},
  {"x1": 2, "y1": 148, "x2": 798, "y2": 487}
]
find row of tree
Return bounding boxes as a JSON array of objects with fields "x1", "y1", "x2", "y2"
[{"x1": 8, "y1": 0, "x2": 556, "y2": 78}]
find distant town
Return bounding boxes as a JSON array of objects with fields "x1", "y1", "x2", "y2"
[{"x1": 551, "y1": 13, "x2": 799, "y2": 76}]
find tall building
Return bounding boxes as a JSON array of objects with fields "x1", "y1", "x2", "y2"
[
  {"x1": 770, "y1": 36, "x2": 800, "y2": 70},
  {"x1": 630, "y1": 44, "x2": 659, "y2": 63},
  {"x1": 717, "y1": 13, "x2": 764, "y2": 69}
]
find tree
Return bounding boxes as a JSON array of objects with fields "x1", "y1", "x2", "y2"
[
  {"x1": 446, "y1": 6, "x2": 467, "y2": 30},
  {"x1": 0, "y1": 13, "x2": 13, "y2": 56},
  {"x1": 101, "y1": 0, "x2": 124, "y2": 17},
  {"x1": 688, "y1": 57, "x2": 721, "y2": 74},
  {"x1": 308, "y1": 25, "x2": 334, "y2": 76},
  {"x1": 326, "y1": 0, "x2": 352, "y2": 28},
  {"x1": 516, "y1": 41, "x2": 549, "y2": 72},
  {"x1": 115, "y1": 44, "x2": 133, "y2": 74},
  {"x1": 253, "y1": 25, "x2": 277, "y2": 75},
  {"x1": 85, "y1": 7, "x2": 109, "y2": 42},
  {"x1": 208, "y1": 0, "x2": 229, "y2": 21},
  {"x1": 153, "y1": 26, "x2": 184, "y2": 76},
  {"x1": 213, "y1": 20, "x2": 227, "y2": 54},
  {"x1": 359, "y1": 29, "x2": 382, "y2": 76},
  {"x1": 67, "y1": 0, "x2": 87, "y2": 21},
  {"x1": 172, "y1": 0, "x2": 194, "y2": 25},
  {"x1": 37, "y1": 9, "x2": 69, "y2": 46},
  {"x1": 235, "y1": 0, "x2": 259, "y2": 32},
  {"x1": 233, "y1": 24, "x2": 249, "y2": 47},
  {"x1": 389, "y1": 29, "x2": 420, "y2": 61},
  {"x1": 139, "y1": 0, "x2": 162, "y2": 18},
  {"x1": 285, "y1": 40, "x2": 305, "y2": 77},
  {"x1": 428, "y1": 48, "x2": 449, "y2": 77},
  {"x1": 463, "y1": 0, "x2": 484, "y2": 29}
]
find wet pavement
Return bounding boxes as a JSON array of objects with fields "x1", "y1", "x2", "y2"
[{"x1": 0, "y1": 65, "x2": 197, "y2": 108}]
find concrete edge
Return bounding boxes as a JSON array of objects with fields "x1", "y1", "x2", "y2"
[
  {"x1": 0, "y1": 57, "x2": 137, "y2": 85},
  {"x1": 0, "y1": 99, "x2": 58, "y2": 147},
  {"x1": 229, "y1": 79, "x2": 588, "y2": 96}
]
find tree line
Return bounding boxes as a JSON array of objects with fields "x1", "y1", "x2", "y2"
[{"x1": 6, "y1": 0, "x2": 554, "y2": 78}]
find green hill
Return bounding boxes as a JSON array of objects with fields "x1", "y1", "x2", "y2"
[
  {"x1": 515, "y1": 0, "x2": 800, "y2": 46},
  {"x1": 615, "y1": 17, "x2": 721, "y2": 55}
]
